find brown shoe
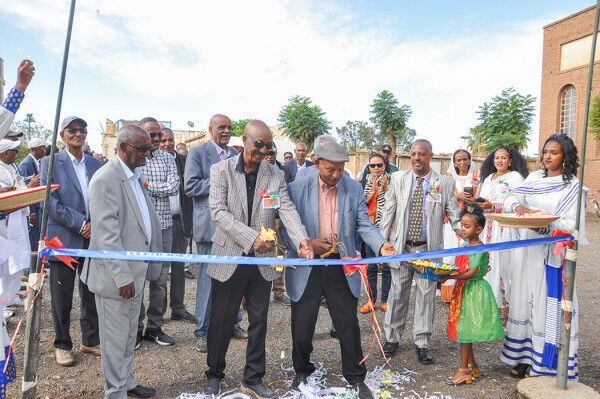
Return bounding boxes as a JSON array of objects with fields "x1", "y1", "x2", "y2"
[
  {"x1": 381, "y1": 303, "x2": 387, "y2": 312},
  {"x1": 55, "y1": 348, "x2": 75, "y2": 367},
  {"x1": 80, "y1": 344, "x2": 101, "y2": 357},
  {"x1": 359, "y1": 302, "x2": 376, "y2": 314}
]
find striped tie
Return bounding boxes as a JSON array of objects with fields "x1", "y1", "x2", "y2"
[{"x1": 408, "y1": 176, "x2": 424, "y2": 241}]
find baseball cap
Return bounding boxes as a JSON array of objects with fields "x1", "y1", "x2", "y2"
[{"x1": 60, "y1": 116, "x2": 87, "y2": 131}]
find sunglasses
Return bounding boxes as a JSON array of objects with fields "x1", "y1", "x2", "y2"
[
  {"x1": 126, "y1": 143, "x2": 152, "y2": 153},
  {"x1": 549, "y1": 133, "x2": 568, "y2": 139},
  {"x1": 149, "y1": 132, "x2": 162, "y2": 139},
  {"x1": 65, "y1": 127, "x2": 87, "y2": 134},
  {"x1": 369, "y1": 163, "x2": 384, "y2": 168},
  {"x1": 245, "y1": 134, "x2": 275, "y2": 150}
]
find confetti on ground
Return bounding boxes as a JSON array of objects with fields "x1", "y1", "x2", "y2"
[{"x1": 177, "y1": 364, "x2": 453, "y2": 399}]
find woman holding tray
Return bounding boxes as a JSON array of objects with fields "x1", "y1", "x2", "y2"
[
  {"x1": 477, "y1": 147, "x2": 528, "y2": 323},
  {"x1": 500, "y1": 134, "x2": 585, "y2": 380}
]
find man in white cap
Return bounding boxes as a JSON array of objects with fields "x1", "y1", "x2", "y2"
[
  {"x1": 283, "y1": 135, "x2": 397, "y2": 399},
  {"x1": 0, "y1": 60, "x2": 35, "y2": 140},
  {"x1": 19, "y1": 138, "x2": 45, "y2": 253}
]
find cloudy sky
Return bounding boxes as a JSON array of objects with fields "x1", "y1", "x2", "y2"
[{"x1": 0, "y1": 0, "x2": 595, "y2": 154}]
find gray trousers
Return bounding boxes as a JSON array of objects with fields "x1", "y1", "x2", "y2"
[
  {"x1": 139, "y1": 226, "x2": 173, "y2": 333},
  {"x1": 384, "y1": 244, "x2": 436, "y2": 348},
  {"x1": 97, "y1": 291, "x2": 142, "y2": 399}
]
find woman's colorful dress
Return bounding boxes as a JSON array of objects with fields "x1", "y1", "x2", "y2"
[
  {"x1": 500, "y1": 170, "x2": 586, "y2": 379},
  {"x1": 478, "y1": 171, "x2": 524, "y2": 317},
  {"x1": 447, "y1": 252, "x2": 504, "y2": 343}
]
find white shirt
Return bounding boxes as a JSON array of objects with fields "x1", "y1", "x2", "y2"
[
  {"x1": 118, "y1": 157, "x2": 152, "y2": 239},
  {"x1": 168, "y1": 152, "x2": 181, "y2": 215},
  {"x1": 297, "y1": 159, "x2": 307, "y2": 170},
  {"x1": 66, "y1": 149, "x2": 89, "y2": 216}
]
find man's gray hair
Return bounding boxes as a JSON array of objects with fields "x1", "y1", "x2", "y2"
[
  {"x1": 295, "y1": 142, "x2": 307, "y2": 150},
  {"x1": 117, "y1": 125, "x2": 147, "y2": 147}
]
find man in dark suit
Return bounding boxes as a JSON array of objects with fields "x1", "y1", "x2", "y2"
[
  {"x1": 19, "y1": 137, "x2": 46, "y2": 254},
  {"x1": 159, "y1": 127, "x2": 195, "y2": 323},
  {"x1": 283, "y1": 142, "x2": 314, "y2": 181},
  {"x1": 283, "y1": 135, "x2": 397, "y2": 399},
  {"x1": 205, "y1": 120, "x2": 312, "y2": 397},
  {"x1": 184, "y1": 114, "x2": 246, "y2": 353},
  {"x1": 41, "y1": 116, "x2": 103, "y2": 367}
]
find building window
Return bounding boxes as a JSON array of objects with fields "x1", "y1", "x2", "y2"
[{"x1": 559, "y1": 85, "x2": 577, "y2": 139}]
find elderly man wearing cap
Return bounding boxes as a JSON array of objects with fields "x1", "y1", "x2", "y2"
[
  {"x1": 0, "y1": 139, "x2": 38, "y2": 310},
  {"x1": 358, "y1": 144, "x2": 399, "y2": 187},
  {"x1": 40, "y1": 116, "x2": 103, "y2": 366},
  {"x1": 0, "y1": 60, "x2": 35, "y2": 140},
  {"x1": 19, "y1": 138, "x2": 46, "y2": 254},
  {"x1": 282, "y1": 135, "x2": 397, "y2": 399}
]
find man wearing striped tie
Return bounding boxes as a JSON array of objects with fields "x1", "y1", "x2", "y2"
[{"x1": 378, "y1": 139, "x2": 461, "y2": 364}]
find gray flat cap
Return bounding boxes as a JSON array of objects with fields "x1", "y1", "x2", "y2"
[
  {"x1": 60, "y1": 116, "x2": 87, "y2": 131},
  {"x1": 313, "y1": 135, "x2": 349, "y2": 163}
]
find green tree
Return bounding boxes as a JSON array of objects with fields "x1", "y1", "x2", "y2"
[
  {"x1": 370, "y1": 90, "x2": 412, "y2": 158},
  {"x1": 588, "y1": 94, "x2": 600, "y2": 141},
  {"x1": 476, "y1": 87, "x2": 536, "y2": 151},
  {"x1": 231, "y1": 119, "x2": 252, "y2": 137},
  {"x1": 336, "y1": 121, "x2": 375, "y2": 152},
  {"x1": 278, "y1": 95, "x2": 331, "y2": 148},
  {"x1": 10, "y1": 113, "x2": 53, "y2": 142},
  {"x1": 461, "y1": 124, "x2": 487, "y2": 157}
]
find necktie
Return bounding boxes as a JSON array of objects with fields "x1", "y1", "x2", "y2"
[{"x1": 408, "y1": 176, "x2": 424, "y2": 241}]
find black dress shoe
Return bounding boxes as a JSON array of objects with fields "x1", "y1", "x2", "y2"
[
  {"x1": 416, "y1": 347, "x2": 434, "y2": 364},
  {"x1": 127, "y1": 385, "x2": 156, "y2": 398},
  {"x1": 241, "y1": 381, "x2": 275, "y2": 398},
  {"x1": 382, "y1": 341, "x2": 398, "y2": 356},
  {"x1": 204, "y1": 377, "x2": 221, "y2": 395},
  {"x1": 171, "y1": 310, "x2": 196, "y2": 323},
  {"x1": 350, "y1": 381, "x2": 373, "y2": 399},
  {"x1": 233, "y1": 326, "x2": 248, "y2": 340},
  {"x1": 292, "y1": 373, "x2": 308, "y2": 388}
]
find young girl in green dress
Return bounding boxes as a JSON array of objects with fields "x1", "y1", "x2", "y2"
[{"x1": 441, "y1": 204, "x2": 504, "y2": 385}]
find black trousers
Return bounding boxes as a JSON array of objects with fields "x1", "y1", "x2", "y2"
[
  {"x1": 291, "y1": 264, "x2": 366, "y2": 384},
  {"x1": 206, "y1": 267, "x2": 271, "y2": 384},
  {"x1": 49, "y1": 258, "x2": 99, "y2": 350},
  {"x1": 169, "y1": 215, "x2": 188, "y2": 314}
]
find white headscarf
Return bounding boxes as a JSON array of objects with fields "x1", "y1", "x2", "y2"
[{"x1": 0, "y1": 139, "x2": 20, "y2": 153}]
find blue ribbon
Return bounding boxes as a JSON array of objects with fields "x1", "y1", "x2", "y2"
[{"x1": 39, "y1": 235, "x2": 573, "y2": 266}]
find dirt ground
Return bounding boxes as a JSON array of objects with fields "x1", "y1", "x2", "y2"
[{"x1": 5, "y1": 216, "x2": 600, "y2": 398}]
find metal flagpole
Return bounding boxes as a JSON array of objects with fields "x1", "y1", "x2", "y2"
[
  {"x1": 556, "y1": 0, "x2": 600, "y2": 390},
  {"x1": 21, "y1": 1, "x2": 77, "y2": 397}
]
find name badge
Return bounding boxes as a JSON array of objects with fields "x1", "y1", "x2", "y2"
[
  {"x1": 426, "y1": 183, "x2": 442, "y2": 203},
  {"x1": 261, "y1": 190, "x2": 280, "y2": 209}
]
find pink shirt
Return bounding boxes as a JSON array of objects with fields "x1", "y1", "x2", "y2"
[{"x1": 318, "y1": 175, "x2": 338, "y2": 246}]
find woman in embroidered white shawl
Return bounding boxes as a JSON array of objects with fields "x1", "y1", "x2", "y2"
[
  {"x1": 500, "y1": 135, "x2": 585, "y2": 380},
  {"x1": 477, "y1": 147, "x2": 528, "y2": 322}
]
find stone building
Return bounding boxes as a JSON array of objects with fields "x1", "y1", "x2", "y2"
[{"x1": 540, "y1": 6, "x2": 600, "y2": 195}]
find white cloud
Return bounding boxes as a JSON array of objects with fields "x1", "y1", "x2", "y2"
[{"x1": 3, "y1": 0, "x2": 549, "y2": 154}]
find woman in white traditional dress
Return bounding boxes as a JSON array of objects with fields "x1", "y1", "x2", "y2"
[
  {"x1": 444, "y1": 149, "x2": 479, "y2": 259},
  {"x1": 477, "y1": 147, "x2": 528, "y2": 322},
  {"x1": 0, "y1": 139, "x2": 34, "y2": 395},
  {"x1": 500, "y1": 134, "x2": 585, "y2": 380}
]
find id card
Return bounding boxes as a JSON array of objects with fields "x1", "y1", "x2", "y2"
[{"x1": 262, "y1": 194, "x2": 280, "y2": 209}]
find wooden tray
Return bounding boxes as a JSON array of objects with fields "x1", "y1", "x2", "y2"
[
  {"x1": 0, "y1": 184, "x2": 59, "y2": 211},
  {"x1": 489, "y1": 212, "x2": 560, "y2": 228}
]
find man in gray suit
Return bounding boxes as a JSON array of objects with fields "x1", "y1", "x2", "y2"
[
  {"x1": 81, "y1": 125, "x2": 162, "y2": 399},
  {"x1": 184, "y1": 114, "x2": 246, "y2": 353},
  {"x1": 283, "y1": 135, "x2": 397, "y2": 399},
  {"x1": 204, "y1": 120, "x2": 313, "y2": 398},
  {"x1": 378, "y1": 139, "x2": 461, "y2": 364}
]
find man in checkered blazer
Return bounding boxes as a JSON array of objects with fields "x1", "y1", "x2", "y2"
[{"x1": 204, "y1": 120, "x2": 312, "y2": 398}]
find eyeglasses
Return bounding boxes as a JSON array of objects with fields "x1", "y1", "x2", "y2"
[
  {"x1": 245, "y1": 134, "x2": 275, "y2": 150},
  {"x1": 65, "y1": 127, "x2": 87, "y2": 134},
  {"x1": 369, "y1": 163, "x2": 384, "y2": 168},
  {"x1": 126, "y1": 143, "x2": 152, "y2": 153},
  {"x1": 549, "y1": 133, "x2": 568, "y2": 139},
  {"x1": 149, "y1": 132, "x2": 162, "y2": 139}
]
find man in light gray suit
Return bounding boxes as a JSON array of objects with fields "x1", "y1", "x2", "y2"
[
  {"x1": 184, "y1": 114, "x2": 246, "y2": 353},
  {"x1": 81, "y1": 125, "x2": 162, "y2": 399},
  {"x1": 378, "y1": 139, "x2": 461, "y2": 364},
  {"x1": 204, "y1": 120, "x2": 313, "y2": 398}
]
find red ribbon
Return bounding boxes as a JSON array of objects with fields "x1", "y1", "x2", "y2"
[
  {"x1": 552, "y1": 230, "x2": 574, "y2": 257},
  {"x1": 45, "y1": 236, "x2": 78, "y2": 270}
]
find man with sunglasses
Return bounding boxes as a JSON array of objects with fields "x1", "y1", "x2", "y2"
[
  {"x1": 40, "y1": 116, "x2": 103, "y2": 366},
  {"x1": 204, "y1": 120, "x2": 312, "y2": 398},
  {"x1": 184, "y1": 114, "x2": 247, "y2": 354},
  {"x1": 136, "y1": 117, "x2": 179, "y2": 349}
]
